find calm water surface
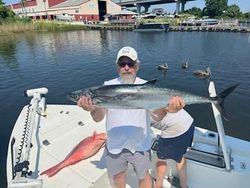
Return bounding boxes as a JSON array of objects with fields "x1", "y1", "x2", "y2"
[{"x1": 1, "y1": 30, "x2": 250, "y2": 186}]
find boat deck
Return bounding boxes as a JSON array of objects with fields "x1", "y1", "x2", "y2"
[{"x1": 7, "y1": 104, "x2": 250, "y2": 188}]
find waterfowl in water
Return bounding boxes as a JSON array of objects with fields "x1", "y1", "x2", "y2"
[
  {"x1": 181, "y1": 61, "x2": 188, "y2": 69},
  {"x1": 193, "y1": 67, "x2": 211, "y2": 78},
  {"x1": 158, "y1": 63, "x2": 168, "y2": 71}
]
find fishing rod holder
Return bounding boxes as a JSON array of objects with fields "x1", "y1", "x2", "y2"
[{"x1": 25, "y1": 87, "x2": 48, "y2": 116}]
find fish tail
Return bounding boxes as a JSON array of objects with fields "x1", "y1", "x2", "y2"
[
  {"x1": 211, "y1": 84, "x2": 239, "y2": 120},
  {"x1": 40, "y1": 161, "x2": 65, "y2": 177}
]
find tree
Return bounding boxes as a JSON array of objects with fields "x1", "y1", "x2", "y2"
[
  {"x1": 225, "y1": 4, "x2": 241, "y2": 18},
  {"x1": 243, "y1": 12, "x2": 250, "y2": 19},
  {"x1": 0, "y1": 0, "x2": 14, "y2": 19},
  {"x1": 0, "y1": 0, "x2": 6, "y2": 18},
  {"x1": 184, "y1": 7, "x2": 202, "y2": 17},
  {"x1": 204, "y1": 0, "x2": 228, "y2": 17}
]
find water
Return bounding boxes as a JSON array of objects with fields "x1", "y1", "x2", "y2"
[{"x1": 1, "y1": 31, "x2": 250, "y2": 186}]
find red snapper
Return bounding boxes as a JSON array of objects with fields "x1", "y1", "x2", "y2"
[{"x1": 41, "y1": 131, "x2": 106, "y2": 177}]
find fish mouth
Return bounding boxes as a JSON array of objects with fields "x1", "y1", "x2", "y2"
[{"x1": 67, "y1": 93, "x2": 79, "y2": 103}]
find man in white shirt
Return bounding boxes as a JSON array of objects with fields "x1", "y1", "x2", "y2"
[{"x1": 77, "y1": 46, "x2": 185, "y2": 188}]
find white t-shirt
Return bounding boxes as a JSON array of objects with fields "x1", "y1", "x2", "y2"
[
  {"x1": 104, "y1": 77, "x2": 152, "y2": 154},
  {"x1": 151, "y1": 109, "x2": 193, "y2": 138}
]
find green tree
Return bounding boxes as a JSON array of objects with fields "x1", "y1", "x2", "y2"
[
  {"x1": 204, "y1": 0, "x2": 228, "y2": 17},
  {"x1": 0, "y1": 0, "x2": 6, "y2": 18},
  {"x1": 225, "y1": 4, "x2": 241, "y2": 18},
  {"x1": 243, "y1": 12, "x2": 250, "y2": 19},
  {"x1": 184, "y1": 7, "x2": 202, "y2": 17},
  {"x1": 0, "y1": 0, "x2": 14, "y2": 19}
]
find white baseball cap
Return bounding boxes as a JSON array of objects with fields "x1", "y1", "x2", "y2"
[{"x1": 116, "y1": 46, "x2": 138, "y2": 62}]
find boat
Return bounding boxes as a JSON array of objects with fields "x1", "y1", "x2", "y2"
[
  {"x1": 134, "y1": 23, "x2": 169, "y2": 32},
  {"x1": 6, "y1": 82, "x2": 250, "y2": 188},
  {"x1": 140, "y1": 13, "x2": 157, "y2": 19}
]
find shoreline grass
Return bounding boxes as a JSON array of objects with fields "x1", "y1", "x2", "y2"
[{"x1": 0, "y1": 21, "x2": 89, "y2": 35}]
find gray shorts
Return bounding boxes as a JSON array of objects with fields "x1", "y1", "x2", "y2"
[{"x1": 104, "y1": 148, "x2": 151, "y2": 180}]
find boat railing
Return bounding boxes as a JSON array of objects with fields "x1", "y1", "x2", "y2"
[{"x1": 209, "y1": 82, "x2": 231, "y2": 170}]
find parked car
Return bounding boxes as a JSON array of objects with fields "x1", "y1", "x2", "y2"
[{"x1": 56, "y1": 14, "x2": 74, "y2": 22}]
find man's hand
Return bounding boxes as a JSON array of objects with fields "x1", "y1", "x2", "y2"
[
  {"x1": 77, "y1": 96, "x2": 96, "y2": 112},
  {"x1": 167, "y1": 96, "x2": 185, "y2": 113},
  {"x1": 77, "y1": 96, "x2": 106, "y2": 122}
]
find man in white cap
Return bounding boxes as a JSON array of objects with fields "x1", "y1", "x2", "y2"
[{"x1": 77, "y1": 46, "x2": 185, "y2": 188}]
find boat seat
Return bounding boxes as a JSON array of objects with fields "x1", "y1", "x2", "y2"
[{"x1": 151, "y1": 139, "x2": 226, "y2": 168}]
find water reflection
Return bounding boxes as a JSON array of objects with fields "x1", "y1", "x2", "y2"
[
  {"x1": 0, "y1": 31, "x2": 249, "y2": 136},
  {"x1": 0, "y1": 35, "x2": 18, "y2": 69}
]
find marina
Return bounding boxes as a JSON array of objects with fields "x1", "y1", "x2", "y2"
[{"x1": 73, "y1": 22, "x2": 250, "y2": 33}]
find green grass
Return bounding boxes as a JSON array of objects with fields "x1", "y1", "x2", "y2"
[
  {"x1": 0, "y1": 20, "x2": 89, "y2": 34},
  {"x1": 34, "y1": 21, "x2": 89, "y2": 32}
]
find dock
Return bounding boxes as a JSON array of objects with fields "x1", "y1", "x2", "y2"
[
  {"x1": 170, "y1": 26, "x2": 250, "y2": 33},
  {"x1": 84, "y1": 24, "x2": 134, "y2": 31},
  {"x1": 70, "y1": 21, "x2": 250, "y2": 33}
]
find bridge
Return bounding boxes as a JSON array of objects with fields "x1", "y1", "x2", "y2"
[{"x1": 113, "y1": 0, "x2": 195, "y2": 14}]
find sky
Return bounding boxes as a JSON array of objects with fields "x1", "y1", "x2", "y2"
[{"x1": 3, "y1": 0, "x2": 250, "y2": 13}]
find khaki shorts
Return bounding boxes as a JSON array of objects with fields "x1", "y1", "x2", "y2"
[{"x1": 104, "y1": 148, "x2": 151, "y2": 180}]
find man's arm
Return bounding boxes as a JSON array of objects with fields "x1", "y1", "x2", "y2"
[
  {"x1": 90, "y1": 108, "x2": 106, "y2": 122},
  {"x1": 77, "y1": 96, "x2": 106, "y2": 122}
]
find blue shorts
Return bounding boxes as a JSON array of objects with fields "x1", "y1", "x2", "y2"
[{"x1": 157, "y1": 123, "x2": 195, "y2": 163}]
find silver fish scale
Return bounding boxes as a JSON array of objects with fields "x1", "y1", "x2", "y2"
[{"x1": 91, "y1": 85, "x2": 212, "y2": 109}]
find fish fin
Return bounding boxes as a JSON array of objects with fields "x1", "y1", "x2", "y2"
[
  {"x1": 92, "y1": 131, "x2": 97, "y2": 141},
  {"x1": 211, "y1": 84, "x2": 239, "y2": 121},
  {"x1": 142, "y1": 79, "x2": 157, "y2": 85}
]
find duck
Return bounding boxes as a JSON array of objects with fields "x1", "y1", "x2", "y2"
[
  {"x1": 193, "y1": 67, "x2": 211, "y2": 78},
  {"x1": 158, "y1": 63, "x2": 168, "y2": 71},
  {"x1": 181, "y1": 61, "x2": 188, "y2": 69}
]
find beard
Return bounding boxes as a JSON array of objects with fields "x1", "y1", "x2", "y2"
[{"x1": 119, "y1": 73, "x2": 136, "y2": 84}]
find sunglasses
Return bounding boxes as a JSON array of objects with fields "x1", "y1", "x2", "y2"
[{"x1": 117, "y1": 61, "x2": 136, "y2": 68}]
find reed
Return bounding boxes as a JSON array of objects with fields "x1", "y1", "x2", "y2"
[
  {"x1": 0, "y1": 22, "x2": 34, "y2": 34},
  {"x1": 34, "y1": 21, "x2": 88, "y2": 31},
  {"x1": 0, "y1": 20, "x2": 88, "y2": 34}
]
